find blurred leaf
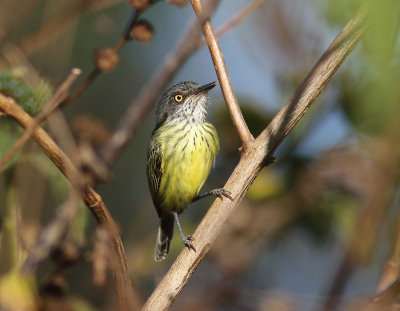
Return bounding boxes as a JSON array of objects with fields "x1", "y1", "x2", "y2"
[
  {"x1": 0, "y1": 129, "x2": 19, "y2": 171},
  {"x1": 0, "y1": 70, "x2": 53, "y2": 170},
  {"x1": 298, "y1": 190, "x2": 358, "y2": 243},
  {"x1": 246, "y1": 168, "x2": 284, "y2": 202},
  {"x1": 0, "y1": 272, "x2": 37, "y2": 311},
  {"x1": 325, "y1": 0, "x2": 362, "y2": 25},
  {"x1": 0, "y1": 70, "x2": 52, "y2": 116},
  {"x1": 339, "y1": 0, "x2": 400, "y2": 134}
]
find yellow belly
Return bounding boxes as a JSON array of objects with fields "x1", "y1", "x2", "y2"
[{"x1": 158, "y1": 122, "x2": 219, "y2": 213}]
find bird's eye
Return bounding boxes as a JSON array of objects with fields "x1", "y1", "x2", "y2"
[{"x1": 174, "y1": 94, "x2": 184, "y2": 103}]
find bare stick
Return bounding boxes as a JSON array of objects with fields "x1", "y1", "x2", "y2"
[
  {"x1": 100, "y1": 0, "x2": 221, "y2": 164},
  {"x1": 0, "y1": 68, "x2": 81, "y2": 171},
  {"x1": 191, "y1": 0, "x2": 254, "y2": 147},
  {"x1": 0, "y1": 94, "x2": 139, "y2": 311},
  {"x1": 20, "y1": 189, "x2": 80, "y2": 273},
  {"x1": 205, "y1": 0, "x2": 265, "y2": 46},
  {"x1": 142, "y1": 6, "x2": 368, "y2": 311}
]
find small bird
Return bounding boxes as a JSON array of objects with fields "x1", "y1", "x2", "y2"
[{"x1": 147, "y1": 81, "x2": 232, "y2": 261}]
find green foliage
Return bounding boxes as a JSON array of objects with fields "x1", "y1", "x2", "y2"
[
  {"x1": 0, "y1": 70, "x2": 52, "y2": 116},
  {"x1": 298, "y1": 190, "x2": 358, "y2": 243},
  {"x1": 0, "y1": 127, "x2": 19, "y2": 170},
  {"x1": 0, "y1": 70, "x2": 53, "y2": 171},
  {"x1": 334, "y1": 0, "x2": 400, "y2": 134}
]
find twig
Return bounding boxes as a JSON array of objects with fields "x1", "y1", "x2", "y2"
[
  {"x1": 0, "y1": 94, "x2": 139, "y2": 311},
  {"x1": 201, "y1": 0, "x2": 265, "y2": 47},
  {"x1": 100, "y1": 0, "x2": 221, "y2": 165},
  {"x1": 191, "y1": 0, "x2": 254, "y2": 147},
  {"x1": 20, "y1": 188, "x2": 80, "y2": 273},
  {"x1": 59, "y1": 8, "x2": 139, "y2": 109},
  {"x1": 142, "y1": 5, "x2": 368, "y2": 311},
  {"x1": 0, "y1": 68, "x2": 81, "y2": 171},
  {"x1": 363, "y1": 278, "x2": 400, "y2": 311},
  {"x1": 59, "y1": 67, "x2": 101, "y2": 109},
  {"x1": 0, "y1": 0, "x2": 122, "y2": 68}
]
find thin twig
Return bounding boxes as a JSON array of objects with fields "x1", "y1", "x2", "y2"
[
  {"x1": 191, "y1": 0, "x2": 254, "y2": 147},
  {"x1": 200, "y1": 0, "x2": 265, "y2": 47},
  {"x1": 0, "y1": 68, "x2": 81, "y2": 171},
  {"x1": 142, "y1": 5, "x2": 368, "y2": 311},
  {"x1": 363, "y1": 279, "x2": 400, "y2": 311},
  {"x1": 20, "y1": 188, "x2": 80, "y2": 273},
  {"x1": 59, "y1": 67, "x2": 101, "y2": 109},
  {"x1": 0, "y1": 0, "x2": 122, "y2": 69},
  {"x1": 0, "y1": 94, "x2": 140, "y2": 311},
  {"x1": 60, "y1": 8, "x2": 139, "y2": 109},
  {"x1": 100, "y1": 0, "x2": 221, "y2": 165}
]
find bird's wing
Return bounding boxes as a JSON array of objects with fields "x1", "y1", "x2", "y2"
[{"x1": 147, "y1": 137, "x2": 163, "y2": 217}]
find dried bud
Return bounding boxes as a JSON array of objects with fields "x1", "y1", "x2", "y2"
[
  {"x1": 94, "y1": 48, "x2": 119, "y2": 72},
  {"x1": 72, "y1": 114, "x2": 110, "y2": 145},
  {"x1": 130, "y1": 0, "x2": 150, "y2": 10},
  {"x1": 41, "y1": 275, "x2": 68, "y2": 297},
  {"x1": 131, "y1": 20, "x2": 154, "y2": 43},
  {"x1": 51, "y1": 242, "x2": 79, "y2": 267},
  {"x1": 166, "y1": 0, "x2": 188, "y2": 7}
]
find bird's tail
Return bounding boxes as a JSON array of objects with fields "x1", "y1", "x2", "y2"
[{"x1": 154, "y1": 215, "x2": 174, "y2": 261}]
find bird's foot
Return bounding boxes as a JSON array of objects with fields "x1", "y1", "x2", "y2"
[
  {"x1": 182, "y1": 235, "x2": 196, "y2": 252},
  {"x1": 211, "y1": 188, "x2": 233, "y2": 201}
]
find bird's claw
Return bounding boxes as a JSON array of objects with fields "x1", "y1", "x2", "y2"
[
  {"x1": 183, "y1": 235, "x2": 196, "y2": 252},
  {"x1": 213, "y1": 188, "x2": 233, "y2": 201}
]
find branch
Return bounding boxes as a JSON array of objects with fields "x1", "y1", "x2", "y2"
[
  {"x1": 59, "y1": 9, "x2": 139, "y2": 108},
  {"x1": 0, "y1": 94, "x2": 139, "y2": 311},
  {"x1": 212, "y1": 0, "x2": 265, "y2": 42},
  {"x1": 191, "y1": 0, "x2": 254, "y2": 147},
  {"x1": 20, "y1": 189, "x2": 80, "y2": 273},
  {"x1": 0, "y1": 68, "x2": 81, "y2": 171},
  {"x1": 142, "y1": 6, "x2": 368, "y2": 311}
]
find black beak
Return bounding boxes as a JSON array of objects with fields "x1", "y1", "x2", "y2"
[{"x1": 194, "y1": 81, "x2": 218, "y2": 95}]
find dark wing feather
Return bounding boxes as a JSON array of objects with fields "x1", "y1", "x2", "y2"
[{"x1": 147, "y1": 136, "x2": 163, "y2": 217}]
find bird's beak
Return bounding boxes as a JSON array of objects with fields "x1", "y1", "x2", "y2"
[{"x1": 194, "y1": 81, "x2": 218, "y2": 95}]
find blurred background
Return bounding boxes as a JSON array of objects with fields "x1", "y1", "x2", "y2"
[{"x1": 0, "y1": 0, "x2": 400, "y2": 310}]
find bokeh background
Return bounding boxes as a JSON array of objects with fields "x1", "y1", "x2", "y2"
[{"x1": 1, "y1": 0, "x2": 400, "y2": 310}]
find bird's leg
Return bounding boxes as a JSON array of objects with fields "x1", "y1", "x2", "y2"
[
  {"x1": 192, "y1": 188, "x2": 233, "y2": 202},
  {"x1": 173, "y1": 212, "x2": 196, "y2": 252}
]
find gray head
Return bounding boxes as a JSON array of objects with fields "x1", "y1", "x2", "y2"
[{"x1": 155, "y1": 81, "x2": 217, "y2": 125}]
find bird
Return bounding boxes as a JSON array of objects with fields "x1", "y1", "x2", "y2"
[{"x1": 146, "y1": 81, "x2": 232, "y2": 261}]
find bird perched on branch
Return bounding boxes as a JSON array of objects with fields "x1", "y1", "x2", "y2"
[{"x1": 147, "y1": 81, "x2": 232, "y2": 261}]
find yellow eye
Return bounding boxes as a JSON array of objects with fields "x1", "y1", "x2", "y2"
[{"x1": 174, "y1": 94, "x2": 184, "y2": 103}]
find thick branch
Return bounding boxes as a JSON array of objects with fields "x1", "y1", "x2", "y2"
[
  {"x1": 142, "y1": 6, "x2": 368, "y2": 311},
  {"x1": 0, "y1": 68, "x2": 81, "y2": 171},
  {"x1": 0, "y1": 94, "x2": 139, "y2": 311}
]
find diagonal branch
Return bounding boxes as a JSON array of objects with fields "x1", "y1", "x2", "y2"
[
  {"x1": 0, "y1": 68, "x2": 81, "y2": 171},
  {"x1": 212, "y1": 0, "x2": 265, "y2": 42},
  {"x1": 20, "y1": 188, "x2": 81, "y2": 273},
  {"x1": 191, "y1": 0, "x2": 254, "y2": 147},
  {"x1": 142, "y1": 5, "x2": 368, "y2": 311},
  {"x1": 0, "y1": 94, "x2": 139, "y2": 311}
]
